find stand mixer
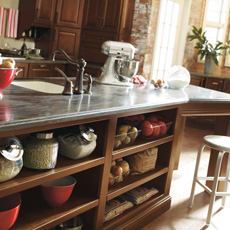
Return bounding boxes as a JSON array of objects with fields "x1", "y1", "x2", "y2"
[{"x1": 95, "y1": 41, "x2": 139, "y2": 87}]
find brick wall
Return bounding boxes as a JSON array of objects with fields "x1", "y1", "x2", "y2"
[{"x1": 131, "y1": 0, "x2": 230, "y2": 78}]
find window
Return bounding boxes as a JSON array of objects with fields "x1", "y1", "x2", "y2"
[
  {"x1": 151, "y1": 0, "x2": 186, "y2": 80},
  {"x1": 202, "y1": 0, "x2": 230, "y2": 65}
]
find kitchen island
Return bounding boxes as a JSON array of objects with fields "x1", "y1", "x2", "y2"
[{"x1": 0, "y1": 80, "x2": 230, "y2": 230}]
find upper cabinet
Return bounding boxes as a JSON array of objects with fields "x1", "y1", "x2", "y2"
[
  {"x1": 34, "y1": 0, "x2": 84, "y2": 28},
  {"x1": 55, "y1": 0, "x2": 84, "y2": 28},
  {"x1": 82, "y1": 0, "x2": 135, "y2": 34},
  {"x1": 34, "y1": 0, "x2": 57, "y2": 27}
]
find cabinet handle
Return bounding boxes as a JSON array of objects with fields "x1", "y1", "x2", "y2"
[
  {"x1": 39, "y1": 64, "x2": 47, "y2": 68},
  {"x1": 212, "y1": 82, "x2": 218, "y2": 85}
]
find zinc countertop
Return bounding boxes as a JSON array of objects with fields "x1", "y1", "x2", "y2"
[{"x1": 1, "y1": 79, "x2": 230, "y2": 133}]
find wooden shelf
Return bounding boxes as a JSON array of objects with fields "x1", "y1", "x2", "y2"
[
  {"x1": 107, "y1": 165, "x2": 168, "y2": 201},
  {"x1": 12, "y1": 188, "x2": 98, "y2": 230},
  {"x1": 112, "y1": 135, "x2": 174, "y2": 160},
  {"x1": 103, "y1": 193, "x2": 171, "y2": 230},
  {"x1": 0, "y1": 155, "x2": 104, "y2": 198}
]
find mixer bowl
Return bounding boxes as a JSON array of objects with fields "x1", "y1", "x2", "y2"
[{"x1": 115, "y1": 59, "x2": 139, "y2": 81}]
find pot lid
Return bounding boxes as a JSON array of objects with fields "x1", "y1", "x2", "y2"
[
  {"x1": 0, "y1": 136, "x2": 23, "y2": 161},
  {"x1": 0, "y1": 145, "x2": 23, "y2": 161}
]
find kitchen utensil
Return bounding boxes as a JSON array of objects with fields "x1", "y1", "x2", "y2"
[
  {"x1": 22, "y1": 132, "x2": 58, "y2": 170},
  {"x1": 95, "y1": 41, "x2": 139, "y2": 87},
  {"x1": 0, "y1": 193, "x2": 21, "y2": 230},
  {"x1": 41, "y1": 176, "x2": 76, "y2": 207},
  {"x1": 57, "y1": 124, "x2": 97, "y2": 160},
  {"x1": 0, "y1": 48, "x2": 20, "y2": 56},
  {"x1": 0, "y1": 68, "x2": 23, "y2": 99},
  {"x1": 166, "y1": 66, "x2": 190, "y2": 89},
  {"x1": 0, "y1": 136, "x2": 24, "y2": 182}
]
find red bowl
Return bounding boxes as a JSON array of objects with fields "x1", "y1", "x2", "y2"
[
  {"x1": 41, "y1": 176, "x2": 76, "y2": 207},
  {"x1": 0, "y1": 68, "x2": 17, "y2": 89},
  {"x1": 0, "y1": 193, "x2": 21, "y2": 230}
]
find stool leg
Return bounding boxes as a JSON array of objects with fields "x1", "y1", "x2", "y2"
[
  {"x1": 206, "y1": 151, "x2": 225, "y2": 225},
  {"x1": 189, "y1": 143, "x2": 205, "y2": 208},
  {"x1": 221, "y1": 152, "x2": 230, "y2": 207}
]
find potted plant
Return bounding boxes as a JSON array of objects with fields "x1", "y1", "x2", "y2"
[{"x1": 188, "y1": 26, "x2": 230, "y2": 74}]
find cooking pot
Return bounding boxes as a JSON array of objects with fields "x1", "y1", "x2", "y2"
[{"x1": 0, "y1": 48, "x2": 20, "y2": 55}]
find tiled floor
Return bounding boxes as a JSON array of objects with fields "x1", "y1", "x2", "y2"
[{"x1": 141, "y1": 119, "x2": 230, "y2": 230}]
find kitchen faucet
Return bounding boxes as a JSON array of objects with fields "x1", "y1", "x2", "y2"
[{"x1": 51, "y1": 49, "x2": 92, "y2": 95}]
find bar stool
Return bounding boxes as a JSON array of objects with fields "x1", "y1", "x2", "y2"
[{"x1": 189, "y1": 135, "x2": 230, "y2": 225}]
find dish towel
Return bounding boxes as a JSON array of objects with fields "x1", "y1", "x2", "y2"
[
  {"x1": 5, "y1": 8, "x2": 19, "y2": 38},
  {"x1": 131, "y1": 75, "x2": 147, "y2": 84},
  {"x1": 0, "y1": 7, "x2": 5, "y2": 36}
]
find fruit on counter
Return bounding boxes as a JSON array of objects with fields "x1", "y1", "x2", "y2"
[
  {"x1": 116, "y1": 160, "x2": 130, "y2": 175},
  {"x1": 158, "y1": 121, "x2": 167, "y2": 135},
  {"x1": 0, "y1": 58, "x2": 15, "y2": 68},
  {"x1": 152, "y1": 123, "x2": 160, "y2": 136},
  {"x1": 147, "y1": 115, "x2": 158, "y2": 123},
  {"x1": 151, "y1": 79, "x2": 165, "y2": 88},
  {"x1": 140, "y1": 120, "x2": 153, "y2": 137},
  {"x1": 109, "y1": 173, "x2": 115, "y2": 186},
  {"x1": 111, "y1": 166, "x2": 123, "y2": 177}
]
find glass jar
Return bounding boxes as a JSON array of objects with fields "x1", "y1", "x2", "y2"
[
  {"x1": 22, "y1": 132, "x2": 58, "y2": 170},
  {"x1": 0, "y1": 136, "x2": 24, "y2": 183}
]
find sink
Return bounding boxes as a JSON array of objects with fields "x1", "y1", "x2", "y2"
[{"x1": 11, "y1": 80, "x2": 63, "y2": 94}]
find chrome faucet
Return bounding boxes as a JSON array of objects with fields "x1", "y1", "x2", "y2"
[{"x1": 51, "y1": 49, "x2": 92, "y2": 95}]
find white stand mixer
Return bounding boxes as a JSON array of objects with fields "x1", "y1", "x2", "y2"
[{"x1": 95, "y1": 41, "x2": 139, "y2": 87}]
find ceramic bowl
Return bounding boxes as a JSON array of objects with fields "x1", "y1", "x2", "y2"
[
  {"x1": 0, "y1": 68, "x2": 19, "y2": 90},
  {"x1": 0, "y1": 193, "x2": 21, "y2": 230},
  {"x1": 41, "y1": 176, "x2": 76, "y2": 207}
]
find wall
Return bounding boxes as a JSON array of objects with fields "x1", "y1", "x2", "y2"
[
  {"x1": 0, "y1": 0, "x2": 34, "y2": 50},
  {"x1": 131, "y1": 0, "x2": 230, "y2": 78}
]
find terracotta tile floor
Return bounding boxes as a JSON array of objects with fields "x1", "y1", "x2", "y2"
[{"x1": 141, "y1": 119, "x2": 230, "y2": 230}]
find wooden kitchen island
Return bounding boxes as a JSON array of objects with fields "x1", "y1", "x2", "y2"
[{"x1": 0, "y1": 79, "x2": 230, "y2": 230}]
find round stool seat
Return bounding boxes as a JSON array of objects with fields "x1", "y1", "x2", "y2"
[{"x1": 203, "y1": 135, "x2": 230, "y2": 152}]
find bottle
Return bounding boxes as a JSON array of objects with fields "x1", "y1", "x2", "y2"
[{"x1": 21, "y1": 32, "x2": 27, "y2": 56}]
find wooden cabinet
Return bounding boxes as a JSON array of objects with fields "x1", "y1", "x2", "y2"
[
  {"x1": 52, "y1": 27, "x2": 81, "y2": 60},
  {"x1": 55, "y1": 0, "x2": 84, "y2": 28},
  {"x1": 205, "y1": 78, "x2": 224, "y2": 91},
  {"x1": 28, "y1": 63, "x2": 53, "y2": 78},
  {"x1": 34, "y1": 0, "x2": 57, "y2": 27},
  {"x1": 80, "y1": 0, "x2": 135, "y2": 64},
  {"x1": 223, "y1": 79, "x2": 230, "y2": 93},
  {"x1": 190, "y1": 75, "x2": 206, "y2": 87},
  {"x1": 0, "y1": 107, "x2": 179, "y2": 229},
  {"x1": 15, "y1": 62, "x2": 29, "y2": 79},
  {"x1": 15, "y1": 62, "x2": 66, "y2": 78}
]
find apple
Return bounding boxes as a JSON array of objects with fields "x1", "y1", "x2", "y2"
[
  {"x1": 140, "y1": 120, "x2": 153, "y2": 137},
  {"x1": 147, "y1": 115, "x2": 158, "y2": 123},
  {"x1": 158, "y1": 121, "x2": 167, "y2": 135},
  {"x1": 138, "y1": 114, "x2": 145, "y2": 122},
  {"x1": 152, "y1": 123, "x2": 160, "y2": 136}
]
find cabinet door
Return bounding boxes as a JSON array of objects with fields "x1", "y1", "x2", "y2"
[
  {"x1": 80, "y1": 30, "x2": 117, "y2": 63},
  {"x1": 34, "y1": 0, "x2": 57, "y2": 26},
  {"x1": 28, "y1": 63, "x2": 53, "y2": 77},
  {"x1": 52, "y1": 27, "x2": 81, "y2": 60},
  {"x1": 15, "y1": 62, "x2": 29, "y2": 78},
  {"x1": 83, "y1": 0, "x2": 121, "y2": 32},
  {"x1": 205, "y1": 78, "x2": 223, "y2": 91},
  {"x1": 55, "y1": 0, "x2": 84, "y2": 28},
  {"x1": 223, "y1": 79, "x2": 230, "y2": 93}
]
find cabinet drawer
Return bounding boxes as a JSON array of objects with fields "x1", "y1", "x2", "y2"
[
  {"x1": 190, "y1": 75, "x2": 206, "y2": 87},
  {"x1": 28, "y1": 63, "x2": 53, "y2": 78},
  {"x1": 15, "y1": 62, "x2": 28, "y2": 78},
  {"x1": 205, "y1": 78, "x2": 223, "y2": 91}
]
